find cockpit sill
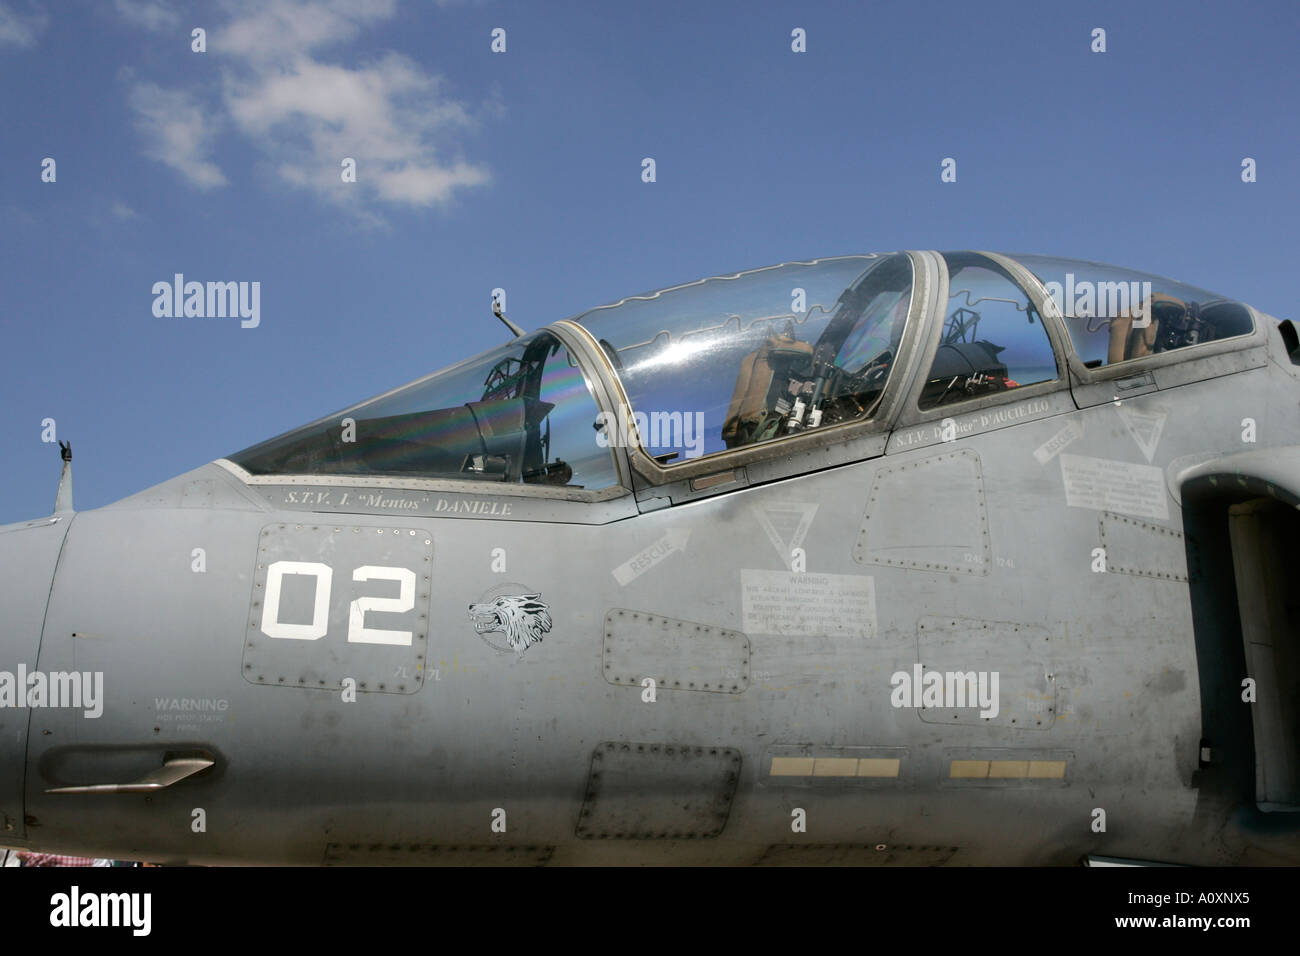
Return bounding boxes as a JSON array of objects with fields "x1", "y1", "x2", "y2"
[{"x1": 211, "y1": 457, "x2": 637, "y2": 525}]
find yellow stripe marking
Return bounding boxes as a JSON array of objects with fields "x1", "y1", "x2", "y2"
[
  {"x1": 988, "y1": 760, "x2": 1030, "y2": 779},
  {"x1": 857, "y1": 758, "x2": 901, "y2": 778},
  {"x1": 1028, "y1": 760, "x2": 1067, "y2": 779},
  {"x1": 949, "y1": 759, "x2": 1068, "y2": 779},
  {"x1": 949, "y1": 760, "x2": 989, "y2": 778},
  {"x1": 812, "y1": 758, "x2": 859, "y2": 777},
  {"x1": 769, "y1": 757, "x2": 816, "y2": 776}
]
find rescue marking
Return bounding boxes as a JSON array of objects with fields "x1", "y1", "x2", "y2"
[
  {"x1": 1033, "y1": 419, "x2": 1083, "y2": 464},
  {"x1": 612, "y1": 529, "x2": 690, "y2": 586}
]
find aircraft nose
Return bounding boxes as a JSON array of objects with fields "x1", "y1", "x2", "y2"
[
  {"x1": 0, "y1": 515, "x2": 72, "y2": 837},
  {"x1": 0, "y1": 516, "x2": 69, "y2": 661}
]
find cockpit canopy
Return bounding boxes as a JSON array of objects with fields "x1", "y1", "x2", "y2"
[
  {"x1": 571, "y1": 253, "x2": 915, "y2": 461},
  {"x1": 231, "y1": 329, "x2": 621, "y2": 490},
  {"x1": 1014, "y1": 253, "x2": 1254, "y2": 368},
  {"x1": 226, "y1": 251, "x2": 1255, "y2": 490}
]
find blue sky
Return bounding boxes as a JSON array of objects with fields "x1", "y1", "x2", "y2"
[{"x1": 1, "y1": 0, "x2": 1297, "y2": 522}]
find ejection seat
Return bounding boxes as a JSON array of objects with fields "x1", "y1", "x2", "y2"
[
  {"x1": 722, "y1": 331, "x2": 813, "y2": 448},
  {"x1": 1106, "y1": 293, "x2": 1188, "y2": 363}
]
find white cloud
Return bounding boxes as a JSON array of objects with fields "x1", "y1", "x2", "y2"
[
  {"x1": 372, "y1": 161, "x2": 488, "y2": 204},
  {"x1": 0, "y1": 2, "x2": 48, "y2": 48},
  {"x1": 118, "y1": 0, "x2": 489, "y2": 213},
  {"x1": 111, "y1": 200, "x2": 140, "y2": 219},
  {"x1": 214, "y1": 0, "x2": 395, "y2": 62},
  {"x1": 224, "y1": 52, "x2": 487, "y2": 206},
  {"x1": 113, "y1": 0, "x2": 180, "y2": 32},
  {"x1": 128, "y1": 82, "x2": 228, "y2": 189}
]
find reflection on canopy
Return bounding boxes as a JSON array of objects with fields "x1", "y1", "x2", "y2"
[
  {"x1": 573, "y1": 254, "x2": 915, "y2": 459},
  {"x1": 229, "y1": 331, "x2": 618, "y2": 490},
  {"x1": 1012, "y1": 254, "x2": 1254, "y2": 369}
]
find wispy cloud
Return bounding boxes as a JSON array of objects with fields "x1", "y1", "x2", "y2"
[
  {"x1": 113, "y1": 0, "x2": 180, "y2": 33},
  {"x1": 215, "y1": 0, "x2": 395, "y2": 63},
  {"x1": 117, "y1": 0, "x2": 490, "y2": 214},
  {"x1": 0, "y1": 2, "x2": 48, "y2": 48},
  {"x1": 225, "y1": 51, "x2": 488, "y2": 207},
  {"x1": 128, "y1": 81, "x2": 228, "y2": 189}
]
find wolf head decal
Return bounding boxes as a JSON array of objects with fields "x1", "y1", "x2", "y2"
[{"x1": 467, "y1": 593, "x2": 553, "y2": 656}]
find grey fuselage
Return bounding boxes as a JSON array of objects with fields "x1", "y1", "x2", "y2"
[{"x1": 3, "y1": 249, "x2": 1299, "y2": 866}]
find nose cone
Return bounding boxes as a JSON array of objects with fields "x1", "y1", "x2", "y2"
[{"x1": 0, "y1": 515, "x2": 72, "y2": 840}]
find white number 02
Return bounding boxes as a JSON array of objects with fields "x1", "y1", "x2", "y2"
[
  {"x1": 261, "y1": 561, "x2": 416, "y2": 646},
  {"x1": 348, "y1": 566, "x2": 416, "y2": 646}
]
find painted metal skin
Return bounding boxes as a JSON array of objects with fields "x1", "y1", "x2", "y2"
[{"x1": 2, "y1": 249, "x2": 1299, "y2": 866}]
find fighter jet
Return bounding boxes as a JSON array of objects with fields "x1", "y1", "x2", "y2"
[{"x1": 3, "y1": 250, "x2": 1298, "y2": 865}]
